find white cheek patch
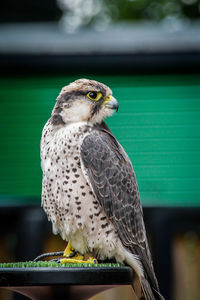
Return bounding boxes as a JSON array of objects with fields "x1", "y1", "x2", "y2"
[
  {"x1": 61, "y1": 100, "x2": 91, "y2": 122},
  {"x1": 91, "y1": 107, "x2": 115, "y2": 124}
]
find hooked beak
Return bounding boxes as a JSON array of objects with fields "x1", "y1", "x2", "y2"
[{"x1": 104, "y1": 96, "x2": 119, "y2": 112}]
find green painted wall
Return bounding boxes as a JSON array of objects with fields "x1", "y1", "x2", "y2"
[{"x1": 0, "y1": 74, "x2": 200, "y2": 206}]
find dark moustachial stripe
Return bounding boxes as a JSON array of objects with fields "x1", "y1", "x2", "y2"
[{"x1": 91, "y1": 102, "x2": 102, "y2": 119}]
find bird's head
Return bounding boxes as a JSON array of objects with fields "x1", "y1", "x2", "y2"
[{"x1": 51, "y1": 79, "x2": 119, "y2": 125}]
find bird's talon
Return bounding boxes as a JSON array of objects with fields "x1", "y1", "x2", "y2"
[
  {"x1": 60, "y1": 252, "x2": 98, "y2": 265},
  {"x1": 69, "y1": 250, "x2": 77, "y2": 258}
]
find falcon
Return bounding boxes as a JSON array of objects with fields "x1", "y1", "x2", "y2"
[{"x1": 40, "y1": 79, "x2": 164, "y2": 300}]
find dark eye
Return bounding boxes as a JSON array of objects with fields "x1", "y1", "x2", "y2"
[
  {"x1": 88, "y1": 92, "x2": 97, "y2": 99},
  {"x1": 87, "y1": 91, "x2": 102, "y2": 101}
]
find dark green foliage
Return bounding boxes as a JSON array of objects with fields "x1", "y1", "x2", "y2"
[{"x1": 103, "y1": 0, "x2": 200, "y2": 21}]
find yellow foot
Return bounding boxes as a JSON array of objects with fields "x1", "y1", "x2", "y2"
[
  {"x1": 60, "y1": 255, "x2": 98, "y2": 264},
  {"x1": 63, "y1": 240, "x2": 75, "y2": 258},
  {"x1": 61, "y1": 242, "x2": 98, "y2": 264}
]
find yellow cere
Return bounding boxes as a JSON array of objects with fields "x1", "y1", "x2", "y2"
[{"x1": 103, "y1": 95, "x2": 112, "y2": 105}]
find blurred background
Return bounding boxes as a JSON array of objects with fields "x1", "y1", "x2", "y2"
[{"x1": 0, "y1": 0, "x2": 200, "y2": 300}]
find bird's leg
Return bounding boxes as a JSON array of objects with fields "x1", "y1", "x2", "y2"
[
  {"x1": 61, "y1": 242, "x2": 98, "y2": 264},
  {"x1": 63, "y1": 240, "x2": 76, "y2": 258}
]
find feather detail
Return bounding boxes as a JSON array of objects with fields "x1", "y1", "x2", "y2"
[{"x1": 80, "y1": 122, "x2": 164, "y2": 300}]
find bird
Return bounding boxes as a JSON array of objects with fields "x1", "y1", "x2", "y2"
[{"x1": 40, "y1": 78, "x2": 164, "y2": 300}]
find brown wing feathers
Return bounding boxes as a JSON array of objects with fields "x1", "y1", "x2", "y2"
[
  {"x1": 80, "y1": 123, "x2": 162, "y2": 299},
  {"x1": 81, "y1": 125, "x2": 145, "y2": 246}
]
